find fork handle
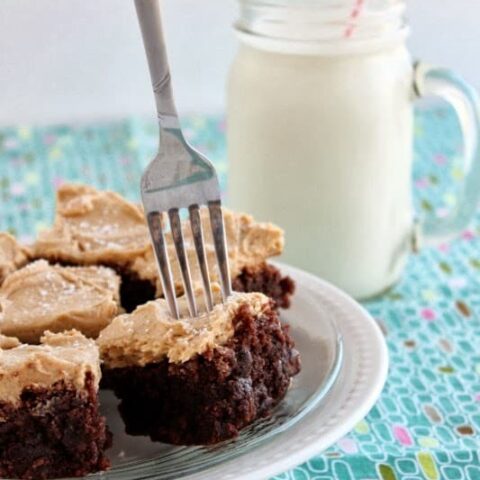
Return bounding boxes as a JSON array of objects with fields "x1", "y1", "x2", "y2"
[{"x1": 134, "y1": 0, "x2": 180, "y2": 129}]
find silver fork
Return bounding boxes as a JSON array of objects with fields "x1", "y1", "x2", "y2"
[{"x1": 135, "y1": 0, "x2": 232, "y2": 319}]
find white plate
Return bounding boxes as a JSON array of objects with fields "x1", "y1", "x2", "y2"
[{"x1": 93, "y1": 263, "x2": 388, "y2": 480}]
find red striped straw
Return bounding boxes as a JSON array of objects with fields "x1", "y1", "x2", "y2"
[{"x1": 344, "y1": 0, "x2": 365, "y2": 38}]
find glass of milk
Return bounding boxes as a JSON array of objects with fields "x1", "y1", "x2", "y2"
[{"x1": 227, "y1": 0, "x2": 480, "y2": 299}]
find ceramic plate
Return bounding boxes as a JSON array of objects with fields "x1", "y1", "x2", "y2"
[{"x1": 89, "y1": 263, "x2": 387, "y2": 480}]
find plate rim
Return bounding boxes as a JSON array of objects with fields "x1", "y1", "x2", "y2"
[{"x1": 183, "y1": 262, "x2": 389, "y2": 480}]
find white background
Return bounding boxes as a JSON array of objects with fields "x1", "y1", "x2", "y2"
[{"x1": 0, "y1": 0, "x2": 478, "y2": 125}]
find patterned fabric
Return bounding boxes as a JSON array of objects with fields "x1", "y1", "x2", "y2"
[{"x1": 0, "y1": 108, "x2": 479, "y2": 480}]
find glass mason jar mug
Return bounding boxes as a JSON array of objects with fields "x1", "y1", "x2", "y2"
[{"x1": 227, "y1": 0, "x2": 480, "y2": 299}]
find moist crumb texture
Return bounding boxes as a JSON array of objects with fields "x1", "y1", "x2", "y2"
[
  {"x1": 0, "y1": 373, "x2": 111, "y2": 480},
  {"x1": 118, "y1": 271, "x2": 157, "y2": 313},
  {"x1": 232, "y1": 263, "x2": 295, "y2": 309},
  {"x1": 103, "y1": 300, "x2": 301, "y2": 445}
]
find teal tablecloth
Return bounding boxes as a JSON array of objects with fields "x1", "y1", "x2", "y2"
[{"x1": 0, "y1": 108, "x2": 479, "y2": 480}]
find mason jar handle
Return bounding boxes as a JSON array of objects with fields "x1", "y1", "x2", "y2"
[{"x1": 413, "y1": 62, "x2": 480, "y2": 244}]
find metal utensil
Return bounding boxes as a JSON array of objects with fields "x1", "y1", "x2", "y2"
[{"x1": 135, "y1": 0, "x2": 231, "y2": 319}]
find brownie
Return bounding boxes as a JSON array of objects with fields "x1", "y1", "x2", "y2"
[
  {"x1": 118, "y1": 262, "x2": 295, "y2": 313},
  {"x1": 33, "y1": 184, "x2": 295, "y2": 312},
  {"x1": 118, "y1": 270, "x2": 158, "y2": 313},
  {"x1": 0, "y1": 331, "x2": 111, "y2": 479},
  {"x1": 100, "y1": 296, "x2": 301, "y2": 445},
  {"x1": 0, "y1": 260, "x2": 121, "y2": 342},
  {"x1": 0, "y1": 374, "x2": 111, "y2": 480},
  {"x1": 232, "y1": 263, "x2": 295, "y2": 309}
]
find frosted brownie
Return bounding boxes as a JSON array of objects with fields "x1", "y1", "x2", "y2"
[
  {"x1": 0, "y1": 330, "x2": 111, "y2": 479},
  {"x1": 0, "y1": 260, "x2": 121, "y2": 343},
  {"x1": 130, "y1": 207, "x2": 295, "y2": 310},
  {"x1": 34, "y1": 184, "x2": 294, "y2": 311},
  {"x1": 33, "y1": 184, "x2": 150, "y2": 266},
  {"x1": 97, "y1": 286, "x2": 301, "y2": 445},
  {"x1": 0, "y1": 232, "x2": 29, "y2": 285}
]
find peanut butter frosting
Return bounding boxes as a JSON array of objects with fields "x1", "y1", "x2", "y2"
[
  {"x1": 0, "y1": 260, "x2": 121, "y2": 343},
  {"x1": 97, "y1": 286, "x2": 270, "y2": 368},
  {"x1": 34, "y1": 184, "x2": 151, "y2": 266},
  {"x1": 0, "y1": 233, "x2": 29, "y2": 285},
  {"x1": 33, "y1": 184, "x2": 284, "y2": 296},
  {"x1": 0, "y1": 334, "x2": 20, "y2": 350},
  {"x1": 0, "y1": 330, "x2": 100, "y2": 404},
  {"x1": 131, "y1": 207, "x2": 284, "y2": 295}
]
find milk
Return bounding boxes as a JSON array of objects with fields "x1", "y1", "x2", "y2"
[{"x1": 227, "y1": 44, "x2": 414, "y2": 298}]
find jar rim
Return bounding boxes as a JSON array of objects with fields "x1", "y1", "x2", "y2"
[
  {"x1": 235, "y1": 26, "x2": 409, "y2": 56},
  {"x1": 235, "y1": 0, "x2": 409, "y2": 55}
]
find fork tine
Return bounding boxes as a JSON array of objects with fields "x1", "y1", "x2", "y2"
[
  {"x1": 147, "y1": 211, "x2": 180, "y2": 319},
  {"x1": 168, "y1": 208, "x2": 198, "y2": 317},
  {"x1": 208, "y1": 200, "x2": 232, "y2": 301},
  {"x1": 189, "y1": 204, "x2": 214, "y2": 312}
]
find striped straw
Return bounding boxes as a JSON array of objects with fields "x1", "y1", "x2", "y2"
[{"x1": 344, "y1": 0, "x2": 365, "y2": 38}]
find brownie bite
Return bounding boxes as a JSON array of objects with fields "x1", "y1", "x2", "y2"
[
  {"x1": 0, "y1": 232, "x2": 30, "y2": 286},
  {"x1": 0, "y1": 330, "x2": 111, "y2": 479},
  {"x1": 0, "y1": 260, "x2": 121, "y2": 343},
  {"x1": 97, "y1": 287, "x2": 301, "y2": 445},
  {"x1": 34, "y1": 183, "x2": 295, "y2": 311}
]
